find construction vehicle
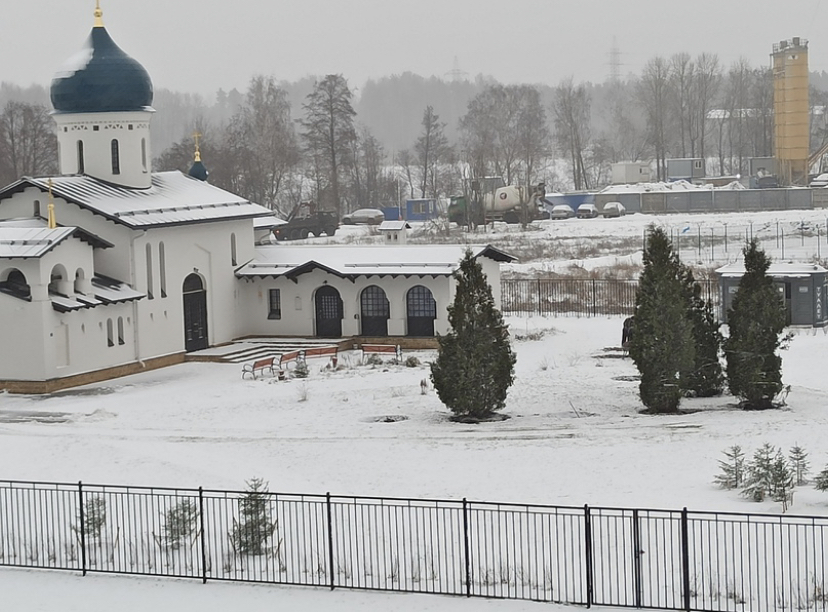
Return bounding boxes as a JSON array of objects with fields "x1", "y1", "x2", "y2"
[
  {"x1": 272, "y1": 201, "x2": 338, "y2": 241},
  {"x1": 448, "y1": 178, "x2": 548, "y2": 225}
]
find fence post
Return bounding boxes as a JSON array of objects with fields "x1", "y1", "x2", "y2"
[
  {"x1": 198, "y1": 487, "x2": 207, "y2": 584},
  {"x1": 462, "y1": 498, "x2": 471, "y2": 597},
  {"x1": 78, "y1": 480, "x2": 87, "y2": 576},
  {"x1": 326, "y1": 492, "x2": 335, "y2": 591},
  {"x1": 584, "y1": 505, "x2": 593, "y2": 608},
  {"x1": 632, "y1": 509, "x2": 642, "y2": 608},
  {"x1": 681, "y1": 507, "x2": 691, "y2": 612}
]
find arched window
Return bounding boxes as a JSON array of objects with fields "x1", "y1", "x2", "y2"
[
  {"x1": 0, "y1": 269, "x2": 31, "y2": 299},
  {"x1": 106, "y1": 319, "x2": 114, "y2": 347},
  {"x1": 146, "y1": 243, "x2": 154, "y2": 299},
  {"x1": 49, "y1": 264, "x2": 67, "y2": 295},
  {"x1": 141, "y1": 138, "x2": 147, "y2": 171},
  {"x1": 231, "y1": 233, "x2": 237, "y2": 266},
  {"x1": 74, "y1": 268, "x2": 85, "y2": 294},
  {"x1": 33, "y1": 200, "x2": 41, "y2": 217},
  {"x1": 159, "y1": 242, "x2": 167, "y2": 298},
  {"x1": 77, "y1": 140, "x2": 85, "y2": 174},
  {"x1": 117, "y1": 317, "x2": 125, "y2": 345},
  {"x1": 111, "y1": 139, "x2": 120, "y2": 175}
]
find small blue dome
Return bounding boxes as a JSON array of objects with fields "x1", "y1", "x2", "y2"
[
  {"x1": 51, "y1": 27, "x2": 153, "y2": 113},
  {"x1": 188, "y1": 160, "x2": 209, "y2": 182}
]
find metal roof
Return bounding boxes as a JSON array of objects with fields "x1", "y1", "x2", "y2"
[
  {"x1": 0, "y1": 172, "x2": 272, "y2": 229},
  {"x1": 236, "y1": 244, "x2": 516, "y2": 279},
  {"x1": 716, "y1": 262, "x2": 827, "y2": 277},
  {"x1": 0, "y1": 227, "x2": 77, "y2": 259},
  {"x1": 51, "y1": 275, "x2": 145, "y2": 312}
]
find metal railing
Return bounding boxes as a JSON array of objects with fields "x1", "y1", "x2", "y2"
[
  {"x1": 1, "y1": 479, "x2": 826, "y2": 611},
  {"x1": 501, "y1": 279, "x2": 720, "y2": 317}
]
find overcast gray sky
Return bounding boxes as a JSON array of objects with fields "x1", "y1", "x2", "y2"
[{"x1": 4, "y1": 0, "x2": 827, "y2": 98}]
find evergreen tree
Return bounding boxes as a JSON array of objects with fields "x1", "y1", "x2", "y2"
[
  {"x1": 742, "y1": 443, "x2": 776, "y2": 502},
  {"x1": 789, "y1": 445, "x2": 810, "y2": 486},
  {"x1": 814, "y1": 465, "x2": 828, "y2": 492},
  {"x1": 161, "y1": 499, "x2": 198, "y2": 550},
  {"x1": 724, "y1": 240, "x2": 787, "y2": 409},
  {"x1": 769, "y1": 450, "x2": 795, "y2": 512},
  {"x1": 430, "y1": 250, "x2": 516, "y2": 420},
  {"x1": 230, "y1": 478, "x2": 278, "y2": 556},
  {"x1": 714, "y1": 445, "x2": 745, "y2": 489},
  {"x1": 629, "y1": 226, "x2": 694, "y2": 413},
  {"x1": 681, "y1": 270, "x2": 724, "y2": 397}
]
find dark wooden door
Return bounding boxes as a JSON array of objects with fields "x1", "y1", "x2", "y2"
[
  {"x1": 183, "y1": 274, "x2": 208, "y2": 352},
  {"x1": 406, "y1": 285, "x2": 436, "y2": 337},
  {"x1": 360, "y1": 285, "x2": 389, "y2": 336},
  {"x1": 315, "y1": 286, "x2": 343, "y2": 337}
]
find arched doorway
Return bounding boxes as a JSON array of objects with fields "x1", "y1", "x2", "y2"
[
  {"x1": 182, "y1": 274, "x2": 208, "y2": 351},
  {"x1": 315, "y1": 285, "x2": 343, "y2": 337},
  {"x1": 406, "y1": 285, "x2": 437, "y2": 337},
  {"x1": 360, "y1": 285, "x2": 390, "y2": 336}
]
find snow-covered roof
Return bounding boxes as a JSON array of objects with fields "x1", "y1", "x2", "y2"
[
  {"x1": 0, "y1": 226, "x2": 78, "y2": 259},
  {"x1": 600, "y1": 180, "x2": 746, "y2": 194},
  {"x1": 0, "y1": 172, "x2": 272, "y2": 229},
  {"x1": 236, "y1": 244, "x2": 515, "y2": 279},
  {"x1": 50, "y1": 275, "x2": 145, "y2": 312},
  {"x1": 253, "y1": 215, "x2": 287, "y2": 229},
  {"x1": 716, "y1": 262, "x2": 827, "y2": 278},
  {"x1": 378, "y1": 220, "x2": 410, "y2": 231}
]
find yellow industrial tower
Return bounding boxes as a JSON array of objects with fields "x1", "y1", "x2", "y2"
[{"x1": 772, "y1": 38, "x2": 810, "y2": 185}]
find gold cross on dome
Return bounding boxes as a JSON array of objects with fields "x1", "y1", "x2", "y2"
[
  {"x1": 192, "y1": 131, "x2": 203, "y2": 162},
  {"x1": 94, "y1": 1, "x2": 104, "y2": 27}
]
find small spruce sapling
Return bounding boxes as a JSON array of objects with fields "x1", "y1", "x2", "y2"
[
  {"x1": 230, "y1": 478, "x2": 277, "y2": 556},
  {"x1": 814, "y1": 466, "x2": 828, "y2": 492},
  {"x1": 742, "y1": 443, "x2": 776, "y2": 502},
  {"x1": 79, "y1": 495, "x2": 107, "y2": 541},
  {"x1": 769, "y1": 450, "x2": 795, "y2": 512},
  {"x1": 161, "y1": 499, "x2": 198, "y2": 550},
  {"x1": 714, "y1": 445, "x2": 745, "y2": 490},
  {"x1": 789, "y1": 445, "x2": 810, "y2": 486}
]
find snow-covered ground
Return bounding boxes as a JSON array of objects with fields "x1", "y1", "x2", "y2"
[{"x1": 3, "y1": 210, "x2": 828, "y2": 610}]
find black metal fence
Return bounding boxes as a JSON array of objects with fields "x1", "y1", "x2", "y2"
[
  {"x1": 1, "y1": 479, "x2": 826, "y2": 611},
  {"x1": 502, "y1": 279, "x2": 720, "y2": 317}
]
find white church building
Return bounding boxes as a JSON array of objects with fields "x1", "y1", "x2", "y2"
[{"x1": 0, "y1": 5, "x2": 513, "y2": 393}]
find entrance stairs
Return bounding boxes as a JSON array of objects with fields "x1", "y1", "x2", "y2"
[{"x1": 186, "y1": 337, "x2": 353, "y2": 364}]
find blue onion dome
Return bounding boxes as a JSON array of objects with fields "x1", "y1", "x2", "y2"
[
  {"x1": 188, "y1": 158, "x2": 209, "y2": 182},
  {"x1": 50, "y1": 6, "x2": 153, "y2": 113}
]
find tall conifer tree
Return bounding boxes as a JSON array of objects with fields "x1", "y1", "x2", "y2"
[
  {"x1": 724, "y1": 240, "x2": 787, "y2": 409},
  {"x1": 430, "y1": 251, "x2": 516, "y2": 419},
  {"x1": 681, "y1": 269, "x2": 724, "y2": 397},
  {"x1": 629, "y1": 226, "x2": 693, "y2": 412}
]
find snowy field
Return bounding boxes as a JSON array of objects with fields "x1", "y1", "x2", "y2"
[{"x1": 3, "y1": 208, "x2": 828, "y2": 610}]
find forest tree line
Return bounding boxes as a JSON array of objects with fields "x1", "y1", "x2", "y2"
[{"x1": 4, "y1": 53, "x2": 828, "y2": 218}]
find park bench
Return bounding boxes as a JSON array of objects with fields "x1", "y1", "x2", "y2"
[
  {"x1": 361, "y1": 344, "x2": 402, "y2": 362},
  {"x1": 278, "y1": 350, "x2": 303, "y2": 369},
  {"x1": 302, "y1": 345, "x2": 340, "y2": 367},
  {"x1": 241, "y1": 356, "x2": 278, "y2": 380}
]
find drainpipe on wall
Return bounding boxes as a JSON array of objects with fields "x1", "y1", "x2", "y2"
[{"x1": 129, "y1": 230, "x2": 147, "y2": 367}]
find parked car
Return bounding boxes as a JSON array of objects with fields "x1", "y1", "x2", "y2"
[
  {"x1": 341, "y1": 208, "x2": 385, "y2": 225},
  {"x1": 576, "y1": 203, "x2": 599, "y2": 219},
  {"x1": 601, "y1": 201, "x2": 626, "y2": 218},
  {"x1": 809, "y1": 173, "x2": 828, "y2": 188},
  {"x1": 549, "y1": 204, "x2": 575, "y2": 220}
]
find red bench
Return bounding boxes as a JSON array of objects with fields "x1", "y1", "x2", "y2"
[
  {"x1": 361, "y1": 344, "x2": 401, "y2": 361},
  {"x1": 241, "y1": 356, "x2": 277, "y2": 380},
  {"x1": 279, "y1": 350, "x2": 303, "y2": 369},
  {"x1": 302, "y1": 345, "x2": 339, "y2": 367}
]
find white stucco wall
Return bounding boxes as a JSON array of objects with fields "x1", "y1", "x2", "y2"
[{"x1": 54, "y1": 110, "x2": 153, "y2": 189}]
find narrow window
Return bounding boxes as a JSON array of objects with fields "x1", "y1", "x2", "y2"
[
  {"x1": 117, "y1": 317, "x2": 125, "y2": 345},
  {"x1": 111, "y1": 139, "x2": 120, "y2": 175},
  {"x1": 146, "y1": 243, "x2": 154, "y2": 300},
  {"x1": 268, "y1": 289, "x2": 282, "y2": 320},
  {"x1": 141, "y1": 138, "x2": 147, "y2": 171},
  {"x1": 159, "y1": 242, "x2": 167, "y2": 298},
  {"x1": 106, "y1": 319, "x2": 114, "y2": 347},
  {"x1": 231, "y1": 233, "x2": 237, "y2": 266},
  {"x1": 77, "y1": 141, "x2": 85, "y2": 174},
  {"x1": 33, "y1": 200, "x2": 41, "y2": 217}
]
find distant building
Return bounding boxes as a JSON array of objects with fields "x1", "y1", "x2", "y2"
[
  {"x1": 666, "y1": 158, "x2": 705, "y2": 183},
  {"x1": 610, "y1": 162, "x2": 652, "y2": 185}
]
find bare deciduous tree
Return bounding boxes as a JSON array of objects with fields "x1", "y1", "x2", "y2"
[
  {"x1": 414, "y1": 105, "x2": 451, "y2": 198},
  {"x1": 552, "y1": 78, "x2": 592, "y2": 190},
  {"x1": 0, "y1": 101, "x2": 57, "y2": 186}
]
